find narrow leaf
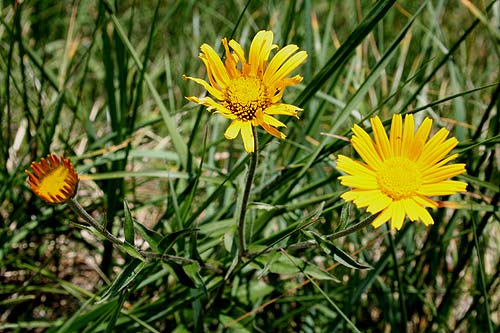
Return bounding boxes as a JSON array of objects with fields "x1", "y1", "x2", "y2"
[{"x1": 123, "y1": 199, "x2": 135, "y2": 246}]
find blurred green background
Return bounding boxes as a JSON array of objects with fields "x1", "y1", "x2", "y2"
[{"x1": 1, "y1": 0, "x2": 499, "y2": 332}]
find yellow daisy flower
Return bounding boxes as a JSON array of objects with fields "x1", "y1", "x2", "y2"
[
  {"x1": 184, "y1": 30, "x2": 308, "y2": 153},
  {"x1": 337, "y1": 114, "x2": 467, "y2": 230},
  {"x1": 26, "y1": 153, "x2": 79, "y2": 204}
]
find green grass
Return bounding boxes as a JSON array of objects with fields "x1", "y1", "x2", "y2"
[{"x1": 1, "y1": 0, "x2": 499, "y2": 332}]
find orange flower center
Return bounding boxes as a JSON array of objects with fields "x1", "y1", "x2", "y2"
[
  {"x1": 223, "y1": 76, "x2": 270, "y2": 121},
  {"x1": 376, "y1": 157, "x2": 422, "y2": 200}
]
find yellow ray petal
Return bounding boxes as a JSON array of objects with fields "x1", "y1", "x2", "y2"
[
  {"x1": 222, "y1": 38, "x2": 239, "y2": 78},
  {"x1": 200, "y1": 44, "x2": 230, "y2": 87},
  {"x1": 410, "y1": 117, "x2": 432, "y2": 158},
  {"x1": 229, "y1": 39, "x2": 247, "y2": 66},
  {"x1": 413, "y1": 194, "x2": 439, "y2": 208},
  {"x1": 261, "y1": 121, "x2": 286, "y2": 139},
  {"x1": 389, "y1": 113, "x2": 403, "y2": 156},
  {"x1": 263, "y1": 114, "x2": 286, "y2": 128},
  {"x1": 401, "y1": 197, "x2": 435, "y2": 226},
  {"x1": 370, "y1": 116, "x2": 391, "y2": 159},
  {"x1": 421, "y1": 163, "x2": 466, "y2": 183},
  {"x1": 336, "y1": 155, "x2": 376, "y2": 178},
  {"x1": 183, "y1": 75, "x2": 224, "y2": 100},
  {"x1": 339, "y1": 174, "x2": 378, "y2": 189},
  {"x1": 240, "y1": 121, "x2": 255, "y2": 153},
  {"x1": 263, "y1": 44, "x2": 299, "y2": 82},
  {"x1": 186, "y1": 96, "x2": 236, "y2": 119},
  {"x1": 417, "y1": 180, "x2": 467, "y2": 196},
  {"x1": 410, "y1": 201, "x2": 434, "y2": 226},
  {"x1": 249, "y1": 30, "x2": 272, "y2": 75},
  {"x1": 390, "y1": 200, "x2": 406, "y2": 230},
  {"x1": 418, "y1": 137, "x2": 458, "y2": 168},
  {"x1": 401, "y1": 114, "x2": 415, "y2": 158},
  {"x1": 264, "y1": 103, "x2": 301, "y2": 117},
  {"x1": 266, "y1": 51, "x2": 308, "y2": 86},
  {"x1": 401, "y1": 198, "x2": 420, "y2": 222},
  {"x1": 372, "y1": 207, "x2": 393, "y2": 229},
  {"x1": 366, "y1": 192, "x2": 392, "y2": 214},
  {"x1": 351, "y1": 130, "x2": 383, "y2": 169},
  {"x1": 224, "y1": 120, "x2": 242, "y2": 140}
]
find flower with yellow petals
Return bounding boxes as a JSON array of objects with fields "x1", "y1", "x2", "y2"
[
  {"x1": 26, "y1": 154, "x2": 79, "y2": 204},
  {"x1": 184, "y1": 30, "x2": 308, "y2": 153},
  {"x1": 337, "y1": 114, "x2": 467, "y2": 230}
]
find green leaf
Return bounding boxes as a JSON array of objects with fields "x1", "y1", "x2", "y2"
[
  {"x1": 121, "y1": 241, "x2": 145, "y2": 261},
  {"x1": 99, "y1": 259, "x2": 147, "y2": 302},
  {"x1": 253, "y1": 252, "x2": 338, "y2": 281},
  {"x1": 157, "y1": 228, "x2": 198, "y2": 255},
  {"x1": 49, "y1": 299, "x2": 118, "y2": 333},
  {"x1": 134, "y1": 221, "x2": 163, "y2": 253},
  {"x1": 312, "y1": 233, "x2": 371, "y2": 270},
  {"x1": 219, "y1": 315, "x2": 252, "y2": 333},
  {"x1": 165, "y1": 262, "x2": 196, "y2": 289},
  {"x1": 123, "y1": 199, "x2": 135, "y2": 246}
]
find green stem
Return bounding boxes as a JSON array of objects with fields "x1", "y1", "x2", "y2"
[
  {"x1": 387, "y1": 227, "x2": 408, "y2": 333},
  {"x1": 238, "y1": 127, "x2": 258, "y2": 259},
  {"x1": 67, "y1": 198, "x2": 124, "y2": 247},
  {"x1": 471, "y1": 218, "x2": 494, "y2": 333},
  {"x1": 326, "y1": 214, "x2": 375, "y2": 241}
]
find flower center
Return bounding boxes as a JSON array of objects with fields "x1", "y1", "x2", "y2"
[
  {"x1": 39, "y1": 165, "x2": 71, "y2": 198},
  {"x1": 224, "y1": 76, "x2": 270, "y2": 121},
  {"x1": 376, "y1": 157, "x2": 422, "y2": 200}
]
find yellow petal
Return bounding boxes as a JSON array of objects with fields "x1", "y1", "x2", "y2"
[
  {"x1": 365, "y1": 191, "x2": 392, "y2": 214},
  {"x1": 390, "y1": 200, "x2": 406, "y2": 230},
  {"x1": 200, "y1": 43, "x2": 230, "y2": 87},
  {"x1": 264, "y1": 103, "x2": 301, "y2": 117},
  {"x1": 186, "y1": 96, "x2": 236, "y2": 119},
  {"x1": 417, "y1": 180, "x2": 467, "y2": 196},
  {"x1": 421, "y1": 163, "x2": 466, "y2": 183},
  {"x1": 240, "y1": 121, "x2": 255, "y2": 153},
  {"x1": 389, "y1": 114, "x2": 403, "y2": 156},
  {"x1": 372, "y1": 207, "x2": 393, "y2": 229},
  {"x1": 249, "y1": 30, "x2": 273, "y2": 75},
  {"x1": 222, "y1": 38, "x2": 239, "y2": 78},
  {"x1": 410, "y1": 117, "x2": 432, "y2": 158},
  {"x1": 266, "y1": 51, "x2": 308, "y2": 86},
  {"x1": 418, "y1": 136, "x2": 458, "y2": 168},
  {"x1": 263, "y1": 114, "x2": 286, "y2": 128},
  {"x1": 404, "y1": 198, "x2": 434, "y2": 226},
  {"x1": 183, "y1": 76, "x2": 224, "y2": 100},
  {"x1": 401, "y1": 114, "x2": 415, "y2": 158},
  {"x1": 338, "y1": 175, "x2": 378, "y2": 189},
  {"x1": 224, "y1": 120, "x2": 242, "y2": 140},
  {"x1": 336, "y1": 155, "x2": 376, "y2": 178},
  {"x1": 413, "y1": 194, "x2": 439, "y2": 208},
  {"x1": 351, "y1": 125, "x2": 383, "y2": 169},
  {"x1": 370, "y1": 116, "x2": 391, "y2": 160},
  {"x1": 229, "y1": 39, "x2": 247, "y2": 66},
  {"x1": 261, "y1": 121, "x2": 286, "y2": 139},
  {"x1": 263, "y1": 44, "x2": 299, "y2": 82}
]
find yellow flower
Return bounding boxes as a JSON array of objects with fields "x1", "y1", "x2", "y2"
[
  {"x1": 26, "y1": 154, "x2": 79, "y2": 204},
  {"x1": 184, "y1": 30, "x2": 307, "y2": 153},
  {"x1": 337, "y1": 114, "x2": 467, "y2": 230}
]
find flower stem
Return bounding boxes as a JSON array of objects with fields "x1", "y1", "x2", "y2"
[
  {"x1": 388, "y1": 228, "x2": 408, "y2": 333},
  {"x1": 238, "y1": 127, "x2": 258, "y2": 259},
  {"x1": 67, "y1": 198, "x2": 124, "y2": 247}
]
